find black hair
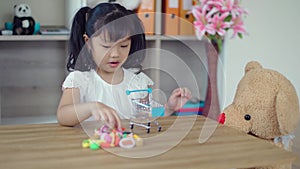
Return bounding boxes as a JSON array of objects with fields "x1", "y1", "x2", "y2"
[{"x1": 67, "y1": 3, "x2": 146, "y2": 72}]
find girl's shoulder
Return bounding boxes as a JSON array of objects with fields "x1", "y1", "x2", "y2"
[
  {"x1": 62, "y1": 70, "x2": 95, "y2": 89},
  {"x1": 66, "y1": 70, "x2": 95, "y2": 80}
]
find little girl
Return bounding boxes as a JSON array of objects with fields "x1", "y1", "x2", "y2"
[{"x1": 57, "y1": 3, "x2": 191, "y2": 129}]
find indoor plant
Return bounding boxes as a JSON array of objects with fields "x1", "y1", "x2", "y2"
[
  {"x1": 192, "y1": 0, "x2": 248, "y2": 119},
  {"x1": 192, "y1": 0, "x2": 248, "y2": 53}
]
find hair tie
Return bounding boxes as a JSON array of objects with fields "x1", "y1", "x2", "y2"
[{"x1": 83, "y1": 33, "x2": 89, "y2": 41}]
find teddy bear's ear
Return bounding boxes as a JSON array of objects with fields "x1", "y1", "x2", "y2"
[
  {"x1": 244, "y1": 61, "x2": 262, "y2": 74},
  {"x1": 14, "y1": 4, "x2": 17, "y2": 9},
  {"x1": 275, "y1": 82, "x2": 300, "y2": 135}
]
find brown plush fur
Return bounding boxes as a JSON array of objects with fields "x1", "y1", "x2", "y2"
[{"x1": 222, "y1": 61, "x2": 300, "y2": 169}]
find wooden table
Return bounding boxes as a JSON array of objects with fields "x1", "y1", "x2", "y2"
[{"x1": 0, "y1": 115, "x2": 297, "y2": 169}]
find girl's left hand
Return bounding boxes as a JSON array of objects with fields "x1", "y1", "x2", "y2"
[{"x1": 165, "y1": 87, "x2": 192, "y2": 116}]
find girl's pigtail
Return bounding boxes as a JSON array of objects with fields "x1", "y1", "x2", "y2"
[{"x1": 67, "y1": 7, "x2": 91, "y2": 72}]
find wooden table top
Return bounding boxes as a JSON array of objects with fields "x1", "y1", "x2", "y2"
[{"x1": 0, "y1": 115, "x2": 297, "y2": 169}]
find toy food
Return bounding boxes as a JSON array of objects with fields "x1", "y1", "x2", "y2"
[{"x1": 82, "y1": 125, "x2": 142, "y2": 150}]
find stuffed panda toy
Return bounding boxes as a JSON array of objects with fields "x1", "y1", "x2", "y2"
[
  {"x1": 13, "y1": 3, "x2": 35, "y2": 35},
  {"x1": 88, "y1": 0, "x2": 141, "y2": 10}
]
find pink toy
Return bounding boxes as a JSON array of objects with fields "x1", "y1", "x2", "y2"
[{"x1": 82, "y1": 125, "x2": 142, "y2": 150}]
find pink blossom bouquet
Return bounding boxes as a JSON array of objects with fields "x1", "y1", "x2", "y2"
[{"x1": 192, "y1": 0, "x2": 248, "y2": 52}]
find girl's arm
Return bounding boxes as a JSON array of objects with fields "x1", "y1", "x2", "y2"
[
  {"x1": 57, "y1": 88, "x2": 121, "y2": 129},
  {"x1": 57, "y1": 88, "x2": 91, "y2": 126}
]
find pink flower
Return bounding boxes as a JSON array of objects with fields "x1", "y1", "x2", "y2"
[
  {"x1": 221, "y1": 0, "x2": 234, "y2": 13},
  {"x1": 192, "y1": 6, "x2": 215, "y2": 39},
  {"x1": 230, "y1": 16, "x2": 248, "y2": 38},
  {"x1": 231, "y1": 0, "x2": 248, "y2": 17},
  {"x1": 209, "y1": 12, "x2": 232, "y2": 36},
  {"x1": 202, "y1": 0, "x2": 223, "y2": 11},
  {"x1": 192, "y1": 0, "x2": 248, "y2": 40}
]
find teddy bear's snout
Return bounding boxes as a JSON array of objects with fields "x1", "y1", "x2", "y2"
[{"x1": 218, "y1": 113, "x2": 226, "y2": 124}]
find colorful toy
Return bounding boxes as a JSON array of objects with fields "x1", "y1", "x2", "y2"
[
  {"x1": 220, "y1": 61, "x2": 300, "y2": 169},
  {"x1": 126, "y1": 88, "x2": 163, "y2": 133},
  {"x1": 12, "y1": 3, "x2": 36, "y2": 35},
  {"x1": 82, "y1": 125, "x2": 142, "y2": 150}
]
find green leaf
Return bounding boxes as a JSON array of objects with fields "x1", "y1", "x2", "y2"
[
  {"x1": 224, "y1": 15, "x2": 232, "y2": 22},
  {"x1": 238, "y1": 33, "x2": 243, "y2": 39},
  {"x1": 217, "y1": 38, "x2": 223, "y2": 53},
  {"x1": 208, "y1": 35, "x2": 215, "y2": 40}
]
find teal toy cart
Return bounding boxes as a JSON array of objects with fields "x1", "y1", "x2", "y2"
[{"x1": 126, "y1": 88, "x2": 164, "y2": 133}]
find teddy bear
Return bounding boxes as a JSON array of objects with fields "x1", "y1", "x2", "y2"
[
  {"x1": 88, "y1": 0, "x2": 141, "y2": 10},
  {"x1": 13, "y1": 3, "x2": 35, "y2": 35},
  {"x1": 219, "y1": 61, "x2": 300, "y2": 169}
]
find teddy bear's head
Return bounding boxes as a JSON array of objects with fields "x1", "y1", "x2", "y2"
[
  {"x1": 220, "y1": 61, "x2": 299, "y2": 147},
  {"x1": 14, "y1": 3, "x2": 32, "y2": 18},
  {"x1": 88, "y1": 0, "x2": 141, "y2": 10}
]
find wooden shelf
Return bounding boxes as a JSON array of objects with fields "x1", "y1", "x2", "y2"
[
  {"x1": 149, "y1": 35, "x2": 198, "y2": 41},
  {"x1": 0, "y1": 35, "x2": 197, "y2": 41},
  {"x1": 0, "y1": 35, "x2": 69, "y2": 41}
]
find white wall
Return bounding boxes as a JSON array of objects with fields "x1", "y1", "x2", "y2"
[{"x1": 223, "y1": 0, "x2": 300, "y2": 168}]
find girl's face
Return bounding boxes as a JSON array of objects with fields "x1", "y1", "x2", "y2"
[{"x1": 89, "y1": 32, "x2": 131, "y2": 73}]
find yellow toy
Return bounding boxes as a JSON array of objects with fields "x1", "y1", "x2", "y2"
[{"x1": 220, "y1": 61, "x2": 300, "y2": 169}]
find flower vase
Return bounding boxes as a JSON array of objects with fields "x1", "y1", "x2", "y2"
[{"x1": 202, "y1": 39, "x2": 221, "y2": 120}]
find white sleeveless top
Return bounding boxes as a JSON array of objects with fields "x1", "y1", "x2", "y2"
[{"x1": 62, "y1": 68, "x2": 154, "y2": 119}]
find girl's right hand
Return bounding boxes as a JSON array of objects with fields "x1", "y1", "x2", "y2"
[{"x1": 91, "y1": 102, "x2": 122, "y2": 130}]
